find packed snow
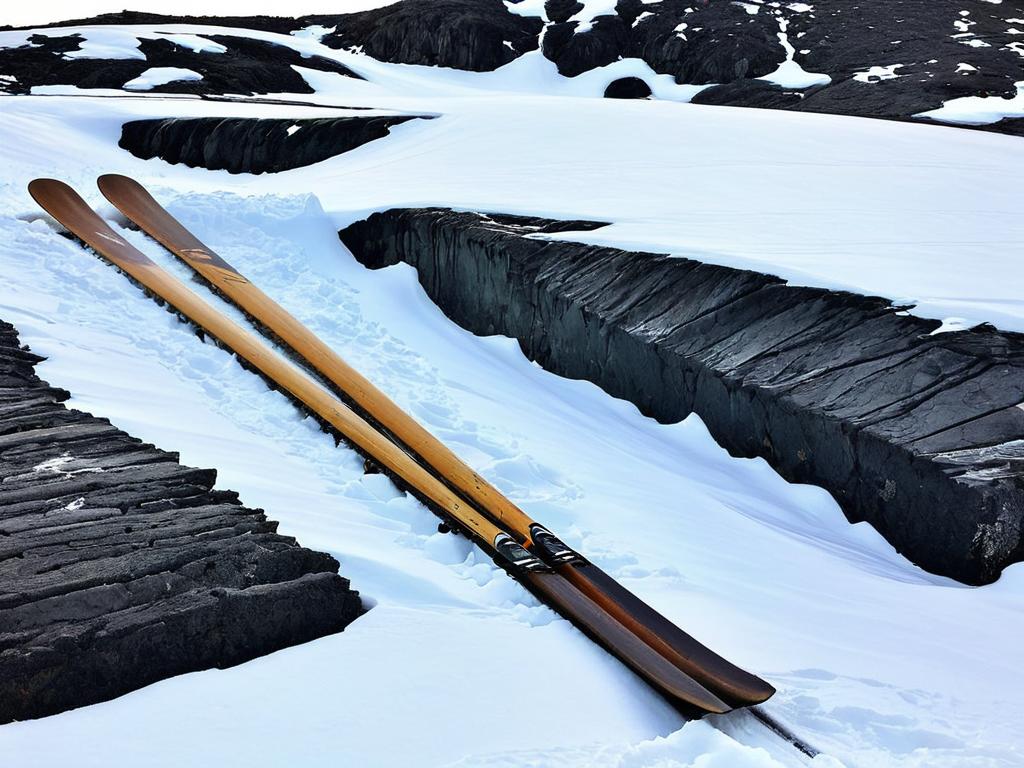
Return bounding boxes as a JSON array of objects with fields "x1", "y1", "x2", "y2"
[
  {"x1": 0, "y1": 19, "x2": 1021, "y2": 768},
  {"x1": 0, "y1": 27, "x2": 228, "y2": 59},
  {"x1": 918, "y1": 79, "x2": 1024, "y2": 125},
  {"x1": 758, "y1": 16, "x2": 832, "y2": 89},
  {"x1": 122, "y1": 67, "x2": 203, "y2": 91},
  {"x1": 853, "y1": 64, "x2": 904, "y2": 83}
]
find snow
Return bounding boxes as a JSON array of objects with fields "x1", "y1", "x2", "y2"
[
  {"x1": 734, "y1": 2, "x2": 763, "y2": 16},
  {"x1": 853, "y1": 64, "x2": 904, "y2": 83},
  {"x1": 0, "y1": 27, "x2": 228, "y2": 59},
  {"x1": 504, "y1": 0, "x2": 549, "y2": 20},
  {"x1": 918, "y1": 79, "x2": 1024, "y2": 125},
  {"x1": 123, "y1": 67, "x2": 203, "y2": 91},
  {"x1": 758, "y1": 17, "x2": 832, "y2": 89},
  {"x1": 291, "y1": 24, "x2": 337, "y2": 42},
  {"x1": 60, "y1": 28, "x2": 148, "y2": 60},
  {"x1": 567, "y1": 0, "x2": 619, "y2": 34},
  {"x1": 0, "y1": 19, "x2": 1021, "y2": 768},
  {"x1": 0, "y1": 1, "x2": 399, "y2": 27}
]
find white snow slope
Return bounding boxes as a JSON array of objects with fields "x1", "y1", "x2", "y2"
[{"x1": 0, "y1": 22, "x2": 1021, "y2": 768}]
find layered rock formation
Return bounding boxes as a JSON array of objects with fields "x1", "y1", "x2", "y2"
[
  {"x1": 5, "y1": 2, "x2": 1022, "y2": 135},
  {"x1": 315, "y1": 0, "x2": 544, "y2": 71},
  {"x1": 119, "y1": 115, "x2": 425, "y2": 174},
  {"x1": 0, "y1": 320, "x2": 362, "y2": 723},
  {"x1": 0, "y1": 31, "x2": 360, "y2": 96},
  {"x1": 340, "y1": 209, "x2": 1024, "y2": 586}
]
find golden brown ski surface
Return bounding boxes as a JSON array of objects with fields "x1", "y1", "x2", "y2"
[
  {"x1": 97, "y1": 173, "x2": 774, "y2": 707},
  {"x1": 30, "y1": 176, "x2": 732, "y2": 715}
]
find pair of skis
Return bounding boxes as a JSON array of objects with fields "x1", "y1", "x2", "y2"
[{"x1": 29, "y1": 175, "x2": 774, "y2": 715}]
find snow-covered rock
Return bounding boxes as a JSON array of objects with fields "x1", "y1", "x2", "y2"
[{"x1": 123, "y1": 66, "x2": 202, "y2": 90}]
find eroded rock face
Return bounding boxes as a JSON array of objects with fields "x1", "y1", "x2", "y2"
[
  {"x1": 318, "y1": 0, "x2": 544, "y2": 71},
  {"x1": 4, "y1": 2, "x2": 1023, "y2": 135},
  {"x1": 0, "y1": 320, "x2": 362, "y2": 723},
  {"x1": 340, "y1": 209, "x2": 1024, "y2": 586},
  {"x1": 544, "y1": 0, "x2": 785, "y2": 82},
  {"x1": 119, "y1": 115, "x2": 426, "y2": 174},
  {"x1": 0, "y1": 32, "x2": 361, "y2": 96}
]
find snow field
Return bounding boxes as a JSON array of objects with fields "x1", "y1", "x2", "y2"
[{"x1": 0, "y1": 19, "x2": 1020, "y2": 767}]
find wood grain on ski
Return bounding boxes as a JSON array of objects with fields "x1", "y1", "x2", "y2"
[
  {"x1": 30, "y1": 176, "x2": 732, "y2": 715},
  {"x1": 97, "y1": 173, "x2": 774, "y2": 707}
]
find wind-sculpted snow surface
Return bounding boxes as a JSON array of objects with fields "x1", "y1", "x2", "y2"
[
  {"x1": 2, "y1": 174, "x2": 1023, "y2": 763},
  {"x1": 0, "y1": 27, "x2": 361, "y2": 95},
  {"x1": 342, "y1": 208, "x2": 1024, "y2": 585},
  {"x1": 0, "y1": 21, "x2": 1022, "y2": 766}
]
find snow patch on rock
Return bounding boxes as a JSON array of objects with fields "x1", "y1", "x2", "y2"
[
  {"x1": 758, "y1": 16, "x2": 831, "y2": 89},
  {"x1": 123, "y1": 67, "x2": 203, "y2": 91},
  {"x1": 918, "y1": 79, "x2": 1024, "y2": 124}
]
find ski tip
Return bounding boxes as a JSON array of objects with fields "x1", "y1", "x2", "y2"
[
  {"x1": 28, "y1": 177, "x2": 70, "y2": 196},
  {"x1": 97, "y1": 173, "x2": 141, "y2": 197},
  {"x1": 27, "y1": 178, "x2": 83, "y2": 213}
]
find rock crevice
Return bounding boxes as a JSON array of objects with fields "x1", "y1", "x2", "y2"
[
  {"x1": 340, "y1": 208, "x2": 1024, "y2": 585},
  {"x1": 119, "y1": 115, "x2": 426, "y2": 174}
]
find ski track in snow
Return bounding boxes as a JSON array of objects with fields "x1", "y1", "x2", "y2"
[{"x1": 0, "y1": 21, "x2": 1021, "y2": 768}]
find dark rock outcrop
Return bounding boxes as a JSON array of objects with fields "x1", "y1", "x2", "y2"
[
  {"x1": 119, "y1": 115, "x2": 425, "y2": 174},
  {"x1": 340, "y1": 209, "x2": 1024, "y2": 586},
  {"x1": 0, "y1": 320, "x2": 362, "y2": 723},
  {"x1": 5, "y1": 2, "x2": 1024, "y2": 136},
  {"x1": 543, "y1": 0, "x2": 785, "y2": 82},
  {"x1": 0, "y1": 31, "x2": 360, "y2": 96},
  {"x1": 317, "y1": 0, "x2": 544, "y2": 71},
  {"x1": 539, "y1": 0, "x2": 1024, "y2": 128},
  {"x1": 604, "y1": 76, "x2": 652, "y2": 99}
]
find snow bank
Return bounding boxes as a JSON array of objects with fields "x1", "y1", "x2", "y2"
[
  {"x1": 0, "y1": 18, "x2": 1020, "y2": 768},
  {"x1": 758, "y1": 17, "x2": 831, "y2": 89},
  {"x1": 918, "y1": 79, "x2": 1024, "y2": 124},
  {"x1": 123, "y1": 67, "x2": 203, "y2": 91}
]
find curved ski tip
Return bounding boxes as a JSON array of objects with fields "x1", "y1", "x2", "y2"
[
  {"x1": 28, "y1": 177, "x2": 70, "y2": 196},
  {"x1": 97, "y1": 173, "x2": 139, "y2": 195},
  {"x1": 737, "y1": 680, "x2": 776, "y2": 707},
  {"x1": 27, "y1": 178, "x2": 80, "y2": 210}
]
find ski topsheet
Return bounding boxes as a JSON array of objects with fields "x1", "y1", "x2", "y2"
[
  {"x1": 29, "y1": 177, "x2": 732, "y2": 715},
  {"x1": 97, "y1": 173, "x2": 775, "y2": 707}
]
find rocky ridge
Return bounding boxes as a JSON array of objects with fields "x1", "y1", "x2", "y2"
[
  {"x1": 0, "y1": 319, "x2": 362, "y2": 723},
  {"x1": 119, "y1": 114, "x2": 426, "y2": 173},
  {"x1": 340, "y1": 208, "x2": 1024, "y2": 586},
  {"x1": 2, "y1": 1, "x2": 1022, "y2": 135}
]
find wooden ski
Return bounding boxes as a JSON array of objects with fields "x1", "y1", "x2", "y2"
[{"x1": 30, "y1": 176, "x2": 733, "y2": 715}]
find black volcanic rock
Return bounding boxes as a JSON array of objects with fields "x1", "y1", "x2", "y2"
[
  {"x1": 317, "y1": 0, "x2": 544, "y2": 71},
  {"x1": 340, "y1": 209, "x2": 1024, "y2": 586},
  {"x1": 0, "y1": 31, "x2": 360, "y2": 96},
  {"x1": 119, "y1": 115, "x2": 426, "y2": 174},
  {"x1": 2, "y1": 10, "x2": 300, "y2": 34},
  {"x1": 545, "y1": 0, "x2": 584, "y2": 25},
  {"x1": 604, "y1": 76, "x2": 652, "y2": 98},
  {"x1": 0, "y1": 320, "x2": 362, "y2": 723},
  {"x1": 4, "y1": 1, "x2": 1024, "y2": 135},
  {"x1": 692, "y1": 79, "x2": 806, "y2": 110},
  {"x1": 543, "y1": 14, "x2": 631, "y2": 77},
  {"x1": 543, "y1": 0, "x2": 784, "y2": 82}
]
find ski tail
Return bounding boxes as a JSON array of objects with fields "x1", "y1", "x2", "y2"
[
  {"x1": 566, "y1": 562, "x2": 775, "y2": 705},
  {"x1": 29, "y1": 177, "x2": 734, "y2": 716}
]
